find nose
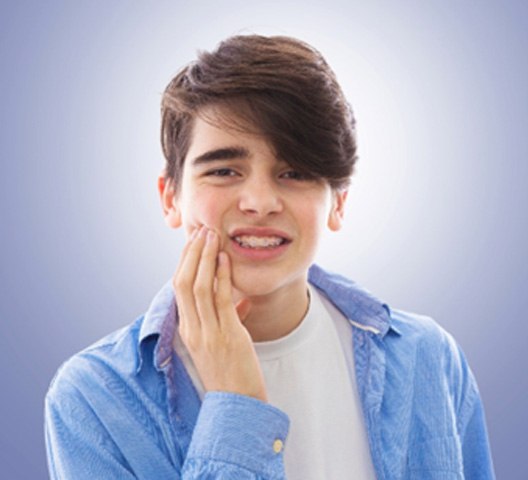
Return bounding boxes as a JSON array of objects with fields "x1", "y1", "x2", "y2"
[{"x1": 238, "y1": 175, "x2": 283, "y2": 217}]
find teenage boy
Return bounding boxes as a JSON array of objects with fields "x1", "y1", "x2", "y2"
[{"x1": 45, "y1": 35, "x2": 495, "y2": 479}]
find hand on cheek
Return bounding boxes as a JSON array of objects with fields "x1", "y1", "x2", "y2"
[{"x1": 172, "y1": 226, "x2": 268, "y2": 403}]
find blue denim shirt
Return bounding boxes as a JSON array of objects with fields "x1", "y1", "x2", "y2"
[{"x1": 45, "y1": 264, "x2": 495, "y2": 479}]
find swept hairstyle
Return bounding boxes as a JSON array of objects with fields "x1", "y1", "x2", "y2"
[{"x1": 161, "y1": 34, "x2": 358, "y2": 190}]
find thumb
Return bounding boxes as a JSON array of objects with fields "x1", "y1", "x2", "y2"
[{"x1": 235, "y1": 298, "x2": 252, "y2": 323}]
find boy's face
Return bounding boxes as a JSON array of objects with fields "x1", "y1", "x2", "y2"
[{"x1": 159, "y1": 106, "x2": 347, "y2": 299}]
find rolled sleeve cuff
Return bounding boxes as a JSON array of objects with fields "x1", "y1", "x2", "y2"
[{"x1": 187, "y1": 391, "x2": 290, "y2": 476}]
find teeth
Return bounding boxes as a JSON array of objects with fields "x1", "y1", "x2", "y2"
[{"x1": 234, "y1": 235, "x2": 285, "y2": 248}]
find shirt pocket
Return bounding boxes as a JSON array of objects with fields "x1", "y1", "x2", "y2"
[{"x1": 406, "y1": 435, "x2": 464, "y2": 480}]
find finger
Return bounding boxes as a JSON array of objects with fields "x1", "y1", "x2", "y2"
[
  {"x1": 175, "y1": 226, "x2": 201, "y2": 279},
  {"x1": 193, "y1": 229, "x2": 221, "y2": 331},
  {"x1": 215, "y1": 251, "x2": 240, "y2": 330},
  {"x1": 173, "y1": 226, "x2": 208, "y2": 335},
  {"x1": 174, "y1": 225, "x2": 207, "y2": 289},
  {"x1": 173, "y1": 227, "x2": 199, "y2": 337}
]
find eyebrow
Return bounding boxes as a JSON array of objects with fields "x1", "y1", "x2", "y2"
[{"x1": 191, "y1": 146, "x2": 251, "y2": 166}]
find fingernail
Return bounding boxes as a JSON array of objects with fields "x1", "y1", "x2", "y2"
[
  {"x1": 190, "y1": 229, "x2": 199, "y2": 241},
  {"x1": 198, "y1": 226, "x2": 207, "y2": 238},
  {"x1": 206, "y1": 229, "x2": 216, "y2": 243}
]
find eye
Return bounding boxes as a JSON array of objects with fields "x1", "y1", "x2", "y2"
[
  {"x1": 280, "y1": 170, "x2": 311, "y2": 181},
  {"x1": 205, "y1": 168, "x2": 238, "y2": 177}
]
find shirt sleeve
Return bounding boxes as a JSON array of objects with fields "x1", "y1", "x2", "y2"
[
  {"x1": 450, "y1": 342, "x2": 496, "y2": 480},
  {"x1": 45, "y1": 368, "x2": 290, "y2": 479},
  {"x1": 182, "y1": 391, "x2": 290, "y2": 479},
  {"x1": 458, "y1": 379, "x2": 496, "y2": 479}
]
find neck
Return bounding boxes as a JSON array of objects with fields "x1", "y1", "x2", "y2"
[{"x1": 236, "y1": 280, "x2": 310, "y2": 342}]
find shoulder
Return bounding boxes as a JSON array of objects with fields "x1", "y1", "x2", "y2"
[
  {"x1": 389, "y1": 308, "x2": 457, "y2": 349},
  {"x1": 387, "y1": 308, "x2": 479, "y2": 418},
  {"x1": 388, "y1": 308, "x2": 465, "y2": 370},
  {"x1": 46, "y1": 317, "x2": 144, "y2": 405}
]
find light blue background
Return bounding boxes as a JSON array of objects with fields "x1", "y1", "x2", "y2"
[{"x1": 1, "y1": 1, "x2": 526, "y2": 478}]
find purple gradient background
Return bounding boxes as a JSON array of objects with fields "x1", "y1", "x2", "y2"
[{"x1": 1, "y1": 1, "x2": 526, "y2": 478}]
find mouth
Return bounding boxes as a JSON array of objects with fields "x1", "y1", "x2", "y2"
[
  {"x1": 228, "y1": 228, "x2": 292, "y2": 254},
  {"x1": 232, "y1": 234, "x2": 289, "y2": 249}
]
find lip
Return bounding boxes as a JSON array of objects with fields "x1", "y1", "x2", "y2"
[
  {"x1": 229, "y1": 227, "x2": 292, "y2": 241},
  {"x1": 227, "y1": 227, "x2": 292, "y2": 261}
]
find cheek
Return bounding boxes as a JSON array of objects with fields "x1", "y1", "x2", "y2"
[
  {"x1": 297, "y1": 203, "x2": 332, "y2": 250},
  {"x1": 298, "y1": 201, "x2": 329, "y2": 232},
  {"x1": 181, "y1": 190, "x2": 226, "y2": 233}
]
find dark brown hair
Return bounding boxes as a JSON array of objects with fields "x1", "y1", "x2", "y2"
[{"x1": 161, "y1": 34, "x2": 357, "y2": 190}]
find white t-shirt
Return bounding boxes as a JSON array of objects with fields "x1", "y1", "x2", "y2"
[{"x1": 174, "y1": 284, "x2": 376, "y2": 479}]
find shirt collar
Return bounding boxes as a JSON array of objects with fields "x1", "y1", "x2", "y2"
[
  {"x1": 137, "y1": 263, "x2": 400, "y2": 371},
  {"x1": 137, "y1": 280, "x2": 177, "y2": 372},
  {"x1": 308, "y1": 264, "x2": 401, "y2": 337}
]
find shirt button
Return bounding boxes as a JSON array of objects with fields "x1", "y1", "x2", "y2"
[{"x1": 273, "y1": 439, "x2": 284, "y2": 454}]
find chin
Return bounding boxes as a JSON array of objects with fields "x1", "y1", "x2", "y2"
[
  {"x1": 230, "y1": 261, "x2": 306, "y2": 300},
  {"x1": 230, "y1": 265, "x2": 277, "y2": 297}
]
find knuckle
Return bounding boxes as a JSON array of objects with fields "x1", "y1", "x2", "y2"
[
  {"x1": 174, "y1": 276, "x2": 190, "y2": 292},
  {"x1": 216, "y1": 297, "x2": 231, "y2": 312},
  {"x1": 177, "y1": 322, "x2": 187, "y2": 336},
  {"x1": 193, "y1": 283, "x2": 208, "y2": 297},
  {"x1": 181, "y1": 332, "x2": 200, "y2": 352},
  {"x1": 215, "y1": 291, "x2": 232, "y2": 309}
]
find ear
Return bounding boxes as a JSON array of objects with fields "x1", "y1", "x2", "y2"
[
  {"x1": 157, "y1": 173, "x2": 182, "y2": 229},
  {"x1": 327, "y1": 189, "x2": 348, "y2": 232}
]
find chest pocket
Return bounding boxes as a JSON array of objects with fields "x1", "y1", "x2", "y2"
[{"x1": 406, "y1": 436, "x2": 464, "y2": 479}]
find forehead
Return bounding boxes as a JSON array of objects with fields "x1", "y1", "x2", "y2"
[{"x1": 185, "y1": 106, "x2": 278, "y2": 165}]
